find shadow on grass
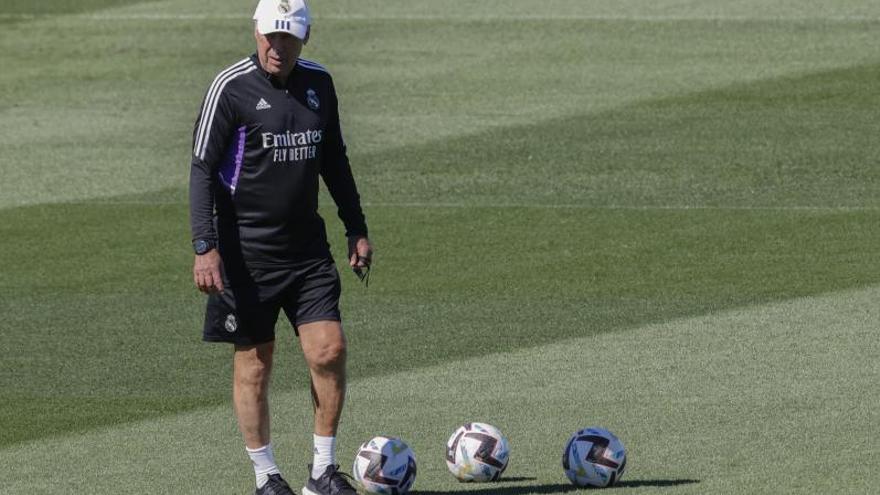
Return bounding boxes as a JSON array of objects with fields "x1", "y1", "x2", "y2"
[
  {"x1": 414, "y1": 479, "x2": 699, "y2": 494},
  {"x1": 615, "y1": 479, "x2": 700, "y2": 488},
  {"x1": 413, "y1": 484, "x2": 575, "y2": 495}
]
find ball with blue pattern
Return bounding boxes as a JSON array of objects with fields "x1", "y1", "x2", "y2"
[
  {"x1": 562, "y1": 427, "x2": 627, "y2": 488},
  {"x1": 353, "y1": 436, "x2": 417, "y2": 494},
  {"x1": 445, "y1": 422, "x2": 510, "y2": 482}
]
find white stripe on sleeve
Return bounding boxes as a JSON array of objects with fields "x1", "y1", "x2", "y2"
[
  {"x1": 193, "y1": 58, "x2": 252, "y2": 156},
  {"x1": 196, "y1": 64, "x2": 257, "y2": 160}
]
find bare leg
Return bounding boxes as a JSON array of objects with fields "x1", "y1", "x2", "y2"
[
  {"x1": 298, "y1": 321, "x2": 347, "y2": 436},
  {"x1": 233, "y1": 341, "x2": 274, "y2": 448}
]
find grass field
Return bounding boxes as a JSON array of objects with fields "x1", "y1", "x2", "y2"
[{"x1": 1, "y1": 0, "x2": 879, "y2": 493}]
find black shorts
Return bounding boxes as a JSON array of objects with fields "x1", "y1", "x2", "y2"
[{"x1": 203, "y1": 257, "x2": 342, "y2": 345}]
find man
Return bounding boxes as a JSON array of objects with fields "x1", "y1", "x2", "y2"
[{"x1": 188, "y1": 1, "x2": 371, "y2": 493}]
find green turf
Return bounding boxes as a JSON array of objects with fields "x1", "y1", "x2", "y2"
[
  {"x1": 1, "y1": 0, "x2": 879, "y2": 493},
  {"x1": 1, "y1": 287, "x2": 877, "y2": 493},
  {"x1": 2, "y1": 1, "x2": 878, "y2": 207},
  {"x1": 2, "y1": 202, "x2": 878, "y2": 451},
  {"x1": 0, "y1": 0, "x2": 149, "y2": 15}
]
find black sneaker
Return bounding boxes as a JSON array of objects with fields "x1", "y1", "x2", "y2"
[
  {"x1": 256, "y1": 473, "x2": 297, "y2": 495},
  {"x1": 303, "y1": 464, "x2": 357, "y2": 495}
]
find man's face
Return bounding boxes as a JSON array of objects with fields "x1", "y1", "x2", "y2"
[{"x1": 255, "y1": 28, "x2": 304, "y2": 79}]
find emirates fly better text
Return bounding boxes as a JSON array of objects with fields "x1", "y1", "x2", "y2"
[{"x1": 262, "y1": 129, "x2": 322, "y2": 163}]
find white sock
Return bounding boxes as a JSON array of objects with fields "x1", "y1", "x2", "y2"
[
  {"x1": 247, "y1": 443, "x2": 281, "y2": 488},
  {"x1": 311, "y1": 434, "x2": 337, "y2": 479}
]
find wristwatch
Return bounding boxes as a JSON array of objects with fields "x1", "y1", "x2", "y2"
[{"x1": 193, "y1": 239, "x2": 217, "y2": 255}]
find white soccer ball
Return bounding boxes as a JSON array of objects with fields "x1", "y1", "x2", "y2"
[
  {"x1": 562, "y1": 427, "x2": 627, "y2": 488},
  {"x1": 353, "y1": 436, "x2": 417, "y2": 494},
  {"x1": 445, "y1": 422, "x2": 510, "y2": 482}
]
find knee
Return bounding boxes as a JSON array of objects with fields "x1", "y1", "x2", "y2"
[
  {"x1": 235, "y1": 345, "x2": 273, "y2": 386},
  {"x1": 239, "y1": 361, "x2": 271, "y2": 386},
  {"x1": 308, "y1": 339, "x2": 347, "y2": 372}
]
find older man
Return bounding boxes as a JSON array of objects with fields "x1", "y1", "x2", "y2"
[{"x1": 189, "y1": 0, "x2": 371, "y2": 493}]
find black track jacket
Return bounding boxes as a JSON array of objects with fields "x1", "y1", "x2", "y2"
[{"x1": 189, "y1": 55, "x2": 367, "y2": 267}]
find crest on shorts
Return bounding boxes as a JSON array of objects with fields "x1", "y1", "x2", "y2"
[
  {"x1": 224, "y1": 314, "x2": 238, "y2": 333},
  {"x1": 306, "y1": 88, "x2": 320, "y2": 110},
  {"x1": 278, "y1": 0, "x2": 291, "y2": 14}
]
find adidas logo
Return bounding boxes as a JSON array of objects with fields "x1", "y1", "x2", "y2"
[{"x1": 255, "y1": 98, "x2": 271, "y2": 110}]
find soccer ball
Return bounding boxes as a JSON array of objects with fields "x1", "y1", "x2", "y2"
[
  {"x1": 562, "y1": 427, "x2": 627, "y2": 488},
  {"x1": 445, "y1": 422, "x2": 510, "y2": 482},
  {"x1": 353, "y1": 436, "x2": 417, "y2": 494}
]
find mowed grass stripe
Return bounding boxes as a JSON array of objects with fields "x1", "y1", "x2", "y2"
[
  {"x1": 354, "y1": 62, "x2": 880, "y2": 208},
  {"x1": 2, "y1": 202, "x2": 878, "y2": 447},
  {"x1": 48, "y1": 60, "x2": 880, "y2": 212},
  {"x1": 1, "y1": 285, "x2": 877, "y2": 494}
]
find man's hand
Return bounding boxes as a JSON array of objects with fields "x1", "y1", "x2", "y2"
[
  {"x1": 347, "y1": 236, "x2": 373, "y2": 280},
  {"x1": 193, "y1": 249, "x2": 224, "y2": 294}
]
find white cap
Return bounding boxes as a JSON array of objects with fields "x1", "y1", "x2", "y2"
[{"x1": 253, "y1": 0, "x2": 311, "y2": 40}]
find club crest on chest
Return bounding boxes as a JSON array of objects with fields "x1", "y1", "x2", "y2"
[{"x1": 306, "y1": 88, "x2": 320, "y2": 110}]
